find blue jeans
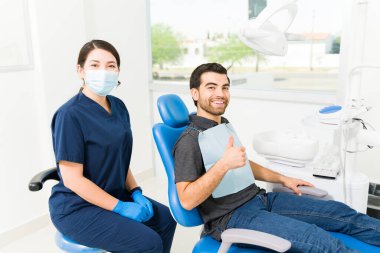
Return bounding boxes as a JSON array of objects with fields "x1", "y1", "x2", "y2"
[{"x1": 226, "y1": 192, "x2": 380, "y2": 253}]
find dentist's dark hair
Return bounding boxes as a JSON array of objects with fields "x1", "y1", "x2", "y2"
[
  {"x1": 77, "y1": 39, "x2": 120, "y2": 68},
  {"x1": 189, "y1": 63, "x2": 230, "y2": 106}
]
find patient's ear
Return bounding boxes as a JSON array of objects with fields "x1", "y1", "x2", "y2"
[{"x1": 191, "y1": 88, "x2": 199, "y2": 102}]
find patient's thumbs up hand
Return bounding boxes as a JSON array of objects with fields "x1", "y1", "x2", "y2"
[
  {"x1": 227, "y1": 136, "x2": 234, "y2": 148},
  {"x1": 221, "y1": 136, "x2": 246, "y2": 170}
]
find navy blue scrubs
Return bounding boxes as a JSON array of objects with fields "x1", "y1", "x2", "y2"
[{"x1": 49, "y1": 92, "x2": 176, "y2": 253}]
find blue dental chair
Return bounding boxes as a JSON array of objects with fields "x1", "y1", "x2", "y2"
[
  {"x1": 29, "y1": 168, "x2": 104, "y2": 253},
  {"x1": 152, "y1": 93, "x2": 380, "y2": 253}
]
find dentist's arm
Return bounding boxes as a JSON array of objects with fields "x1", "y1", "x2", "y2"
[
  {"x1": 125, "y1": 168, "x2": 138, "y2": 191},
  {"x1": 125, "y1": 169, "x2": 154, "y2": 219},
  {"x1": 249, "y1": 161, "x2": 313, "y2": 195},
  {"x1": 176, "y1": 136, "x2": 246, "y2": 210},
  {"x1": 59, "y1": 160, "x2": 118, "y2": 211},
  {"x1": 60, "y1": 161, "x2": 150, "y2": 221}
]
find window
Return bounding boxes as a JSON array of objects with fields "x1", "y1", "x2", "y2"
[{"x1": 150, "y1": 0, "x2": 345, "y2": 92}]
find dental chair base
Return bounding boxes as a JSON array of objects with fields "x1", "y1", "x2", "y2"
[{"x1": 194, "y1": 231, "x2": 380, "y2": 253}]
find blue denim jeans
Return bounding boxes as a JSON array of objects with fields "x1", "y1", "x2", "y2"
[{"x1": 226, "y1": 192, "x2": 380, "y2": 253}]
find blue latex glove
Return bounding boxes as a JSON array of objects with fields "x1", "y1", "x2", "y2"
[
  {"x1": 132, "y1": 190, "x2": 154, "y2": 221},
  {"x1": 112, "y1": 200, "x2": 150, "y2": 222}
]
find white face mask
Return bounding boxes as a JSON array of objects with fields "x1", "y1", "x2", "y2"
[{"x1": 84, "y1": 70, "x2": 119, "y2": 96}]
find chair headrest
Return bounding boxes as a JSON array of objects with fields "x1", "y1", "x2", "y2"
[{"x1": 157, "y1": 94, "x2": 189, "y2": 128}]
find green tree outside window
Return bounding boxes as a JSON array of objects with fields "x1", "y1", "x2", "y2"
[{"x1": 151, "y1": 24, "x2": 183, "y2": 69}]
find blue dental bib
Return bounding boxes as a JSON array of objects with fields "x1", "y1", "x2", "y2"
[{"x1": 198, "y1": 123, "x2": 255, "y2": 198}]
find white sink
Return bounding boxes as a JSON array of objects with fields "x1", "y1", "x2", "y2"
[{"x1": 252, "y1": 131, "x2": 319, "y2": 164}]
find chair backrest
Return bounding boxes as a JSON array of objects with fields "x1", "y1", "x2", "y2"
[{"x1": 152, "y1": 94, "x2": 203, "y2": 227}]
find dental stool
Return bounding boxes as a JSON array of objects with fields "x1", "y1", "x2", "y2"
[
  {"x1": 152, "y1": 94, "x2": 380, "y2": 253},
  {"x1": 29, "y1": 168, "x2": 104, "y2": 253}
]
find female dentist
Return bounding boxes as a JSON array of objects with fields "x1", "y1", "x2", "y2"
[{"x1": 49, "y1": 40, "x2": 176, "y2": 253}]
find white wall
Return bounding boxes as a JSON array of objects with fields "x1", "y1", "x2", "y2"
[
  {"x1": 0, "y1": 0, "x2": 86, "y2": 235},
  {"x1": 83, "y1": 0, "x2": 153, "y2": 175}
]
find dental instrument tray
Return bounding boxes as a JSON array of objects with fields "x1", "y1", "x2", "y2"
[{"x1": 252, "y1": 130, "x2": 319, "y2": 166}]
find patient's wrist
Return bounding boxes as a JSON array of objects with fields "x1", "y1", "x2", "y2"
[
  {"x1": 278, "y1": 174, "x2": 288, "y2": 185},
  {"x1": 216, "y1": 159, "x2": 230, "y2": 173}
]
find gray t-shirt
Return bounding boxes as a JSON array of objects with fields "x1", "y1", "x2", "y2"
[{"x1": 173, "y1": 114, "x2": 264, "y2": 240}]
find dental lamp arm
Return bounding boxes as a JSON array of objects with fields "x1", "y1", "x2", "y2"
[{"x1": 218, "y1": 228, "x2": 291, "y2": 253}]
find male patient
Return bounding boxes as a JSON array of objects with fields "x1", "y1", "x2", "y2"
[{"x1": 173, "y1": 63, "x2": 380, "y2": 252}]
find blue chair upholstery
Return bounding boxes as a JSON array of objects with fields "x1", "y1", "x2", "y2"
[
  {"x1": 152, "y1": 94, "x2": 380, "y2": 253},
  {"x1": 55, "y1": 231, "x2": 103, "y2": 253},
  {"x1": 29, "y1": 168, "x2": 104, "y2": 253}
]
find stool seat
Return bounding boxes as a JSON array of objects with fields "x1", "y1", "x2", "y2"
[{"x1": 55, "y1": 232, "x2": 104, "y2": 253}]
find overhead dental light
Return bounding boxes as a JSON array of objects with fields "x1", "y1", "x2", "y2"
[{"x1": 239, "y1": 0, "x2": 298, "y2": 56}]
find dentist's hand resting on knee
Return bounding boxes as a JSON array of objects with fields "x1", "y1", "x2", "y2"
[
  {"x1": 131, "y1": 189, "x2": 154, "y2": 219},
  {"x1": 112, "y1": 198, "x2": 153, "y2": 222}
]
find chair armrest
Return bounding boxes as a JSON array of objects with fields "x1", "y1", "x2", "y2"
[
  {"x1": 29, "y1": 167, "x2": 59, "y2": 192},
  {"x1": 218, "y1": 228, "x2": 291, "y2": 253},
  {"x1": 273, "y1": 185, "x2": 328, "y2": 198}
]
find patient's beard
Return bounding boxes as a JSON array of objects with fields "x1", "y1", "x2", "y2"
[{"x1": 198, "y1": 97, "x2": 228, "y2": 116}]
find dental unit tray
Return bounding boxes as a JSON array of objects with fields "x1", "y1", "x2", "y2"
[{"x1": 253, "y1": 131, "x2": 319, "y2": 166}]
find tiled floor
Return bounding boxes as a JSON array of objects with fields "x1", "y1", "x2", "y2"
[{"x1": 0, "y1": 176, "x2": 201, "y2": 253}]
